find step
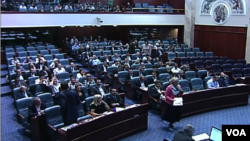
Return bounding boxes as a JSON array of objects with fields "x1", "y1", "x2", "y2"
[
  {"x1": 1, "y1": 86, "x2": 12, "y2": 97},
  {"x1": 1, "y1": 77, "x2": 9, "y2": 86},
  {"x1": 1, "y1": 70, "x2": 8, "y2": 78},
  {"x1": 1, "y1": 64, "x2": 7, "y2": 70}
]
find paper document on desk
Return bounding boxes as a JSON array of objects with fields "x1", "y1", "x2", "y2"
[
  {"x1": 192, "y1": 133, "x2": 209, "y2": 141},
  {"x1": 61, "y1": 123, "x2": 78, "y2": 131},
  {"x1": 173, "y1": 97, "x2": 183, "y2": 106}
]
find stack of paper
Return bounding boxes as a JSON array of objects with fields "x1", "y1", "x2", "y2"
[
  {"x1": 192, "y1": 133, "x2": 209, "y2": 141},
  {"x1": 173, "y1": 97, "x2": 183, "y2": 106},
  {"x1": 61, "y1": 123, "x2": 78, "y2": 131}
]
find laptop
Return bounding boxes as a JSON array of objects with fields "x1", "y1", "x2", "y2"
[{"x1": 192, "y1": 126, "x2": 222, "y2": 141}]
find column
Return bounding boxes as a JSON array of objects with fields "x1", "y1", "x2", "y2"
[
  {"x1": 184, "y1": 0, "x2": 196, "y2": 48},
  {"x1": 245, "y1": 8, "x2": 250, "y2": 63}
]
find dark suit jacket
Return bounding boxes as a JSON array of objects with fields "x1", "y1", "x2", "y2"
[
  {"x1": 133, "y1": 55, "x2": 142, "y2": 60},
  {"x1": 147, "y1": 76, "x2": 160, "y2": 85},
  {"x1": 150, "y1": 86, "x2": 161, "y2": 100},
  {"x1": 156, "y1": 49, "x2": 164, "y2": 58},
  {"x1": 126, "y1": 72, "x2": 139, "y2": 82},
  {"x1": 59, "y1": 90, "x2": 81, "y2": 126},
  {"x1": 83, "y1": 54, "x2": 90, "y2": 60},
  {"x1": 218, "y1": 76, "x2": 234, "y2": 87},
  {"x1": 134, "y1": 79, "x2": 148, "y2": 91},
  {"x1": 28, "y1": 103, "x2": 47, "y2": 117},
  {"x1": 99, "y1": 65, "x2": 108, "y2": 76},
  {"x1": 90, "y1": 85, "x2": 109, "y2": 96},
  {"x1": 138, "y1": 71, "x2": 146, "y2": 76},
  {"x1": 26, "y1": 72, "x2": 38, "y2": 79},
  {"x1": 172, "y1": 131, "x2": 194, "y2": 141},
  {"x1": 16, "y1": 91, "x2": 32, "y2": 100},
  {"x1": 101, "y1": 57, "x2": 112, "y2": 62},
  {"x1": 106, "y1": 94, "x2": 124, "y2": 108},
  {"x1": 128, "y1": 43, "x2": 135, "y2": 54},
  {"x1": 66, "y1": 66, "x2": 77, "y2": 74},
  {"x1": 11, "y1": 81, "x2": 29, "y2": 89},
  {"x1": 35, "y1": 63, "x2": 45, "y2": 70}
]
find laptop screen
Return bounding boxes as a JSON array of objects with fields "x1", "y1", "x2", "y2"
[{"x1": 209, "y1": 127, "x2": 222, "y2": 141}]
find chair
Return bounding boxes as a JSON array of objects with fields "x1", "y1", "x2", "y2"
[
  {"x1": 60, "y1": 59, "x2": 69, "y2": 66},
  {"x1": 28, "y1": 51, "x2": 38, "y2": 57},
  {"x1": 211, "y1": 64, "x2": 222, "y2": 75},
  {"x1": 237, "y1": 59, "x2": 246, "y2": 65},
  {"x1": 93, "y1": 51, "x2": 101, "y2": 56},
  {"x1": 65, "y1": 9, "x2": 73, "y2": 12},
  {"x1": 159, "y1": 73, "x2": 170, "y2": 83},
  {"x1": 205, "y1": 60, "x2": 214, "y2": 68},
  {"x1": 234, "y1": 63, "x2": 244, "y2": 70},
  {"x1": 71, "y1": 70, "x2": 79, "y2": 79},
  {"x1": 175, "y1": 48, "x2": 182, "y2": 52},
  {"x1": 16, "y1": 97, "x2": 33, "y2": 128},
  {"x1": 40, "y1": 50, "x2": 49, "y2": 56},
  {"x1": 223, "y1": 64, "x2": 233, "y2": 72},
  {"x1": 103, "y1": 50, "x2": 112, "y2": 56},
  {"x1": 77, "y1": 104, "x2": 92, "y2": 122},
  {"x1": 167, "y1": 52, "x2": 176, "y2": 60},
  {"x1": 246, "y1": 63, "x2": 250, "y2": 68},
  {"x1": 57, "y1": 72, "x2": 70, "y2": 82},
  {"x1": 148, "y1": 5, "x2": 155, "y2": 12},
  {"x1": 131, "y1": 64, "x2": 140, "y2": 70},
  {"x1": 198, "y1": 70, "x2": 207, "y2": 79},
  {"x1": 192, "y1": 47, "x2": 200, "y2": 52},
  {"x1": 5, "y1": 48, "x2": 15, "y2": 53},
  {"x1": 37, "y1": 93, "x2": 54, "y2": 107},
  {"x1": 27, "y1": 47, "x2": 35, "y2": 51},
  {"x1": 161, "y1": 82, "x2": 170, "y2": 90},
  {"x1": 183, "y1": 48, "x2": 191, "y2": 53},
  {"x1": 220, "y1": 56, "x2": 228, "y2": 62},
  {"x1": 18, "y1": 51, "x2": 27, "y2": 58},
  {"x1": 22, "y1": 63, "x2": 29, "y2": 70},
  {"x1": 81, "y1": 85, "x2": 89, "y2": 98},
  {"x1": 231, "y1": 68, "x2": 243, "y2": 79},
  {"x1": 204, "y1": 77, "x2": 211, "y2": 88},
  {"x1": 185, "y1": 71, "x2": 196, "y2": 81},
  {"x1": 16, "y1": 47, "x2": 25, "y2": 52},
  {"x1": 190, "y1": 57, "x2": 200, "y2": 64},
  {"x1": 107, "y1": 66, "x2": 117, "y2": 76},
  {"x1": 135, "y1": 3, "x2": 142, "y2": 12},
  {"x1": 226, "y1": 59, "x2": 235, "y2": 65},
  {"x1": 37, "y1": 46, "x2": 46, "y2": 50},
  {"x1": 6, "y1": 52, "x2": 15, "y2": 59},
  {"x1": 210, "y1": 56, "x2": 219, "y2": 62},
  {"x1": 180, "y1": 58, "x2": 189, "y2": 65},
  {"x1": 142, "y1": 3, "x2": 149, "y2": 12},
  {"x1": 244, "y1": 68, "x2": 250, "y2": 77},
  {"x1": 144, "y1": 63, "x2": 153, "y2": 68},
  {"x1": 44, "y1": 55, "x2": 53, "y2": 61},
  {"x1": 157, "y1": 6, "x2": 163, "y2": 12},
  {"x1": 85, "y1": 96, "x2": 94, "y2": 112},
  {"x1": 44, "y1": 105, "x2": 64, "y2": 141},
  {"x1": 177, "y1": 52, "x2": 185, "y2": 58},
  {"x1": 158, "y1": 67, "x2": 166, "y2": 74},
  {"x1": 122, "y1": 49, "x2": 128, "y2": 54},
  {"x1": 55, "y1": 54, "x2": 64, "y2": 59},
  {"x1": 47, "y1": 60, "x2": 54, "y2": 67},
  {"x1": 28, "y1": 76, "x2": 39, "y2": 86},
  {"x1": 113, "y1": 50, "x2": 121, "y2": 55},
  {"x1": 200, "y1": 57, "x2": 209, "y2": 62},
  {"x1": 215, "y1": 60, "x2": 225, "y2": 66},
  {"x1": 143, "y1": 68, "x2": 153, "y2": 76},
  {"x1": 79, "y1": 76, "x2": 86, "y2": 84},
  {"x1": 206, "y1": 52, "x2": 214, "y2": 57},
  {"x1": 47, "y1": 45, "x2": 55, "y2": 50},
  {"x1": 118, "y1": 71, "x2": 128, "y2": 83},
  {"x1": 179, "y1": 80, "x2": 191, "y2": 92},
  {"x1": 190, "y1": 78, "x2": 204, "y2": 91},
  {"x1": 181, "y1": 44, "x2": 188, "y2": 48},
  {"x1": 194, "y1": 60, "x2": 204, "y2": 70},
  {"x1": 196, "y1": 52, "x2": 204, "y2": 57},
  {"x1": 50, "y1": 49, "x2": 59, "y2": 54},
  {"x1": 187, "y1": 52, "x2": 195, "y2": 57}
]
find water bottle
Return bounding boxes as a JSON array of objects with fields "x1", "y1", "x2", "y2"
[{"x1": 113, "y1": 107, "x2": 116, "y2": 112}]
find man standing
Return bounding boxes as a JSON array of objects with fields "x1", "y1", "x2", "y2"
[{"x1": 59, "y1": 81, "x2": 81, "y2": 126}]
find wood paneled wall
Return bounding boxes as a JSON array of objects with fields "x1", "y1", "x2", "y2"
[
  {"x1": 133, "y1": 0, "x2": 184, "y2": 8},
  {"x1": 194, "y1": 25, "x2": 247, "y2": 60}
]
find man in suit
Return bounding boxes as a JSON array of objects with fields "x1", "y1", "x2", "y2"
[
  {"x1": 126, "y1": 68, "x2": 139, "y2": 82},
  {"x1": 150, "y1": 80, "x2": 165, "y2": 109},
  {"x1": 12, "y1": 63, "x2": 26, "y2": 73},
  {"x1": 156, "y1": 47, "x2": 163, "y2": 59},
  {"x1": 106, "y1": 88, "x2": 124, "y2": 108},
  {"x1": 36, "y1": 59, "x2": 45, "y2": 71},
  {"x1": 218, "y1": 72, "x2": 234, "y2": 87},
  {"x1": 110, "y1": 43, "x2": 118, "y2": 51},
  {"x1": 66, "y1": 62, "x2": 78, "y2": 74},
  {"x1": 172, "y1": 124, "x2": 195, "y2": 141},
  {"x1": 35, "y1": 73, "x2": 49, "y2": 85},
  {"x1": 138, "y1": 67, "x2": 146, "y2": 76},
  {"x1": 26, "y1": 68, "x2": 38, "y2": 78},
  {"x1": 90, "y1": 79, "x2": 108, "y2": 96},
  {"x1": 133, "y1": 75, "x2": 148, "y2": 101},
  {"x1": 11, "y1": 75, "x2": 29, "y2": 89},
  {"x1": 147, "y1": 71, "x2": 160, "y2": 85},
  {"x1": 101, "y1": 54, "x2": 111, "y2": 62},
  {"x1": 112, "y1": 53, "x2": 121, "y2": 62},
  {"x1": 98, "y1": 61, "x2": 109, "y2": 80},
  {"x1": 16, "y1": 86, "x2": 32, "y2": 100},
  {"x1": 128, "y1": 40, "x2": 137, "y2": 54},
  {"x1": 133, "y1": 52, "x2": 142, "y2": 60},
  {"x1": 28, "y1": 97, "x2": 47, "y2": 120},
  {"x1": 59, "y1": 81, "x2": 81, "y2": 126}
]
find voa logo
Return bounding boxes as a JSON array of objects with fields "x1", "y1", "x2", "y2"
[{"x1": 226, "y1": 129, "x2": 246, "y2": 136}]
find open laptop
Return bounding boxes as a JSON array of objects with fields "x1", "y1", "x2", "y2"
[{"x1": 192, "y1": 126, "x2": 222, "y2": 141}]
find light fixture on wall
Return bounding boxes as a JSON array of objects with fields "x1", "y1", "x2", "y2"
[
  {"x1": 60, "y1": 25, "x2": 65, "y2": 28},
  {"x1": 79, "y1": 25, "x2": 84, "y2": 27},
  {"x1": 113, "y1": 25, "x2": 117, "y2": 27},
  {"x1": 97, "y1": 17, "x2": 103, "y2": 27}
]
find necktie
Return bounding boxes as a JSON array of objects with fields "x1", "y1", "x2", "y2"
[
  {"x1": 17, "y1": 82, "x2": 21, "y2": 87},
  {"x1": 113, "y1": 96, "x2": 117, "y2": 101},
  {"x1": 72, "y1": 67, "x2": 74, "y2": 71}
]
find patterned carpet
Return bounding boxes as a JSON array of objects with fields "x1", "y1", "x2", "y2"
[{"x1": 1, "y1": 95, "x2": 249, "y2": 141}]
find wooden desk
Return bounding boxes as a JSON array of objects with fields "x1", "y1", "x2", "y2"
[
  {"x1": 140, "y1": 87, "x2": 149, "y2": 104},
  {"x1": 30, "y1": 115, "x2": 48, "y2": 141},
  {"x1": 161, "y1": 85, "x2": 250, "y2": 118},
  {"x1": 126, "y1": 81, "x2": 133, "y2": 99},
  {"x1": 58, "y1": 104, "x2": 149, "y2": 141},
  {"x1": 114, "y1": 75, "x2": 119, "y2": 91}
]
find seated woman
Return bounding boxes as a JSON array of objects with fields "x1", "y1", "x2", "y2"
[
  {"x1": 90, "y1": 95, "x2": 110, "y2": 115},
  {"x1": 76, "y1": 69, "x2": 86, "y2": 81},
  {"x1": 75, "y1": 84, "x2": 85, "y2": 103}
]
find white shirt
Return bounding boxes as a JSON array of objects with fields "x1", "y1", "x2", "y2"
[
  {"x1": 53, "y1": 67, "x2": 66, "y2": 75},
  {"x1": 19, "y1": 5, "x2": 27, "y2": 9},
  {"x1": 171, "y1": 67, "x2": 181, "y2": 74},
  {"x1": 20, "y1": 75, "x2": 24, "y2": 80},
  {"x1": 36, "y1": 105, "x2": 41, "y2": 115},
  {"x1": 105, "y1": 58, "x2": 109, "y2": 63},
  {"x1": 140, "y1": 81, "x2": 145, "y2": 88},
  {"x1": 127, "y1": 56, "x2": 131, "y2": 61},
  {"x1": 98, "y1": 87, "x2": 105, "y2": 96},
  {"x1": 152, "y1": 77, "x2": 157, "y2": 82},
  {"x1": 103, "y1": 65, "x2": 107, "y2": 72},
  {"x1": 112, "y1": 64, "x2": 119, "y2": 67},
  {"x1": 76, "y1": 73, "x2": 84, "y2": 80},
  {"x1": 52, "y1": 83, "x2": 60, "y2": 94},
  {"x1": 36, "y1": 57, "x2": 46, "y2": 63},
  {"x1": 23, "y1": 92, "x2": 28, "y2": 98},
  {"x1": 35, "y1": 79, "x2": 48, "y2": 85},
  {"x1": 29, "y1": 6, "x2": 37, "y2": 9},
  {"x1": 68, "y1": 83, "x2": 76, "y2": 90}
]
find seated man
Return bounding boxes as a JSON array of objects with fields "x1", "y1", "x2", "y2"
[
  {"x1": 207, "y1": 75, "x2": 220, "y2": 89},
  {"x1": 28, "y1": 97, "x2": 47, "y2": 120},
  {"x1": 112, "y1": 53, "x2": 121, "y2": 62},
  {"x1": 90, "y1": 55, "x2": 101, "y2": 66},
  {"x1": 172, "y1": 124, "x2": 195, "y2": 141},
  {"x1": 126, "y1": 2, "x2": 132, "y2": 11},
  {"x1": 53, "y1": 63, "x2": 66, "y2": 75},
  {"x1": 83, "y1": 73, "x2": 95, "y2": 87},
  {"x1": 27, "y1": 68, "x2": 38, "y2": 78},
  {"x1": 147, "y1": 71, "x2": 160, "y2": 85},
  {"x1": 111, "y1": 60, "x2": 120, "y2": 67},
  {"x1": 218, "y1": 72, "x2": 234, "y2": 87},
  {"x1": 140, "y1": 62, "x2": 146, "y2": 69},
  {"x1": 133, "y1": 52, "x2": 142, "y2": 60},
  {"x1": 150, "y1": 80, "x2": 165, "y2": 109},
  {"x1": 12, "y1": 55, "x2": 20, "y2": 65},
  {"x1": 138, "y1": 66, "x2": 146, "y2": 76},
  {"x1": 14, "y1": 69, "x2": 27, "y2": 82},
  {"x1": 68, "y1": 77, "x2": 82, "y2": 90},
  {"x1": 12, "y1": 63, "x2": 26, "y2": 73},
  {"x1": 90, "y1": 79, "x2": 108, "y2": 96},
  {"x1": 66, "y1": 62, "x2": 78, "y2": 74},
  {"x1": 35, "y1": 73, "x2": 49, "y2": 85},
  {"x1": 123, "y1": 58, "x2": 131, "y2": 68},
  {"x1": 49, "y1": 77, "x2": 60, "y2": 96},
  {"x1": 133, "y1": 75, "x2": 148, "y2": 101},
  {"x1": 35, "y1": 54, "x2": 46, "y2": 64},
  {"x1": 11, "y1": 75, "x2": 29, "y2": 89},
  {"x1": 98, "y1": 61, "x2": 109, "y2": 80},
  {"x1": 22, "y1": 56, "x2": 34, "y2": 64},
  {"x1": 16, "y1": 86, "x2": 32, "y2": 100},
  {"x1": 126, "y1": 68, "x2": 139, "y2": 82},
  {"x1": 101, "y1": 54, "x2": 111, "y2": 63},
  {"x1": 106, "y1": 88, "x2": 124, "y2": 108},
  {"x1": 36, "y1": 59, "x2": 46, "y2": 71}
]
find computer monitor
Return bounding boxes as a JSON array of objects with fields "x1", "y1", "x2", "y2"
[{"x1": 209, "y1": 126, "x2": 222, "y2": 141}]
